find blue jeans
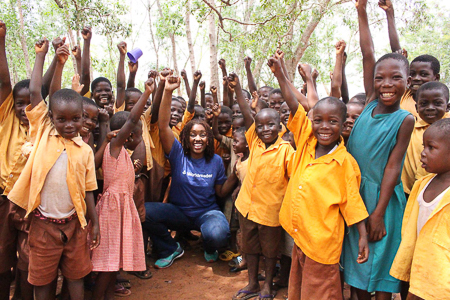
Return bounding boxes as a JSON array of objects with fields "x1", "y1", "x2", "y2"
[{"x1": 143, "y1": 203, "x2": 230, "y2": 258}]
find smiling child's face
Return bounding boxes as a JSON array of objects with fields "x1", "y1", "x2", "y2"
[
  {"x1": 408, "y1": 62, "x2": 439, "y2": 96},
  {"x1": 416, "y1": 88, "x2": 449, "y2": 125},
  {"x1": 374, "y1": 58, "x2": 408, "y2": 107}
]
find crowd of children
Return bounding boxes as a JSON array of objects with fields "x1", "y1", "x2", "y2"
[{"x1": 0, "y1": 0, "x2": 449, "y2": 299}]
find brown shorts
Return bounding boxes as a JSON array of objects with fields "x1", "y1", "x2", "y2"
[
  {"x1": 288, "y1": 244, "x2": 342, "y2": 300},
  {"x1": 238, "y1": 213, "x2": 281, "y2": 258},
  {"x1": 134, "y1": 174, "x2": 148, "y2": 223},
  {"x1": 10, "y1": 203, "x2": 30, "y2": 271},
  {"x1": 28, "y1": 214, "x2": 92, "y2": 286}
]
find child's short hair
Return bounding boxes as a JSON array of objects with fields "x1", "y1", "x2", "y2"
[
  {"x1": 12, "y1": 79, "x2": 30, "y2": 99},
  {"x1": 256, "y1": 108, "x2": 280, "y2": 124},
  {"x1": 220, "y1": 106, "x2": 233, "y2": 117},
  {"x1": 110, "y1": 111, "x2": 129, "y2": 131},
  {"x1": 416, "y1": 81, "x2": 449, "y2": 101},
  {"x1": 347, "y1": 101, "x2": 365, "y2": 110},
  {"x1": 205, "y1": 92, "x2": 212, "y2": 97},
  {"x1": 125, "y1": 87, "x2": 143, "y2": 97},
  {"x1": 269, "y1": 88, "x2": 282, "y2": 97},
  {"x1": 177, "y1": 96, "x2": 186, "y2": 102},
  {"x1": 375, "y1": 53, "x2": 409, "y2": 75},
  {"x1": 350, "y1": 93, "x2": 366, "y2": 104},
  {"x1": 260, "y1": 86, "x2": 274, "y2": 91},
  {"x1": 91, "y1": 77, "x2": 112, "y2": 92},
  {"x1": 82, "y1": 97, "x2": 99, "y2": 108},
  {"x1": 313, "y1": 97, "x2": 347, "y2": 121},
  {"x1": 172, "y1": 97, "x2": 182, "y2": 103},
  {"x1": 242, "y1": 89, "x2": 251, "y2": 99},
  {"x1": 50, "y1": 89, "x2": 83, "y2": 111},
  {"x1": 429, "y1": 118, "x2": 450, "y2": 138},
  {"x1": 411, "y1": 55, "x2": 440, "y2": 75},
  {"x1": 234, "y1": 126, "x2": 246, "y2": 136}
]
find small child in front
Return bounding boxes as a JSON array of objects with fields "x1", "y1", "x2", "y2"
[
  {"x1": 8, "y1": 39, "x2": 99, "y2": 300},
  {"x1": 230, "y1": 72, "x2": 295, "y2": 300},
  {"x1": 390, "y1": 118, "x2": 450, "y2": 300},
  {"x1": 269, "y1": 55, "x2": 369, "y2": 300}
]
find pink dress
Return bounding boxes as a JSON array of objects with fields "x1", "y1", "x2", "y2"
[{"x1": 91, "y1": 144, "x2": 146, "y2": 272}]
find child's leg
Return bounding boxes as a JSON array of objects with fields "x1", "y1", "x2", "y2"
[
  {"x1": 261, "y1": 257, "x2": 277, "y2": 297},
  {"x1": 65, "y1": 278, "x2": 84, "y2": 300},
  {"x1": 18, "y1": 269, "x2": 32, "y2": 300},
  {"x1": 274, "y1": 254, "x2": 291, "y2": 288},
  {"x1": 259, "y1": 225, "x2": 282, "y2": 297},
  {"x1": 92, "y1": 272, "x2": 116, "y2": 300},
  {"x1": 355, "y1": 289, "x2": 392, "y2": 300},
  {"x1": 246, "y1": 254, "x2": 260, "y2": 291},
  {"x1": 0, "y1": 271, "x2": 12, "y2": 300},
  {"x1": 34, "y1": 283, "x2": 57, "y2": 300}
]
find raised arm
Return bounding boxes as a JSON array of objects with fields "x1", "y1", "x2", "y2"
[
  {"x1": 150, "y1": 69, "x2": 170, "y2": 124},
  {"x1": 41, "y1": 37, "x2": 64, "y2": 100},
  {"x1": 244, "y1": 56, "x2": 257, "y2": 95},
  {"x1": 277, "y1": 50, "x2": 292, "y2": 82},
  {"x1": 79, "y1": 26, "x2": 91, "y2": 96},
  {"x1": 379, "y1": 0, "x2": 401, "y2": 53},
  {"x1": 210, "y1": 86, "x2": 218, "y2": 104},
  {"x1": 159, "y1": 76, "x2": 181, "y2": 154},
  {"x1": 199, "y1": 80, "x2": 206, "y2": 108},
  {"x1": 356, "y1": 0, "x2": 376, "y2": 102},
  {"x1": 228, "y1": 73, "x2": 253, "y2": 130},
  {"x1": 115, "y1": 41, "x2": 127, "y2": 110},
  {"x1": 49, "y1": 44, "x2": 70, "y2": 100},
  {"x1": 148, "y1": 70, "x2": 158, "y2": 102},
  {"x1": 30, "y1": 39, "x2": 49, "y2": 108},
  {"x1": 211, "y1": 103, "x2": 223, "y2": 142},
  {"x1": 341, "y1": 52, "x2": 350, "y2": 103},
  {"x1": 330, "y1": 40, "x2": 346, "y2": 99},
  {"x1": 188, "y1": 70, "x2": 202, "y2": 114},
  {"x1": 110, "y1": 78, "x2": 154, "y2": 158},
  {"x1": 180, "y1": 69, "x2": 191, "y2": 98},
  {"x1": 72, "y1": 45, "x2": 82, "y2": 76},
  {"x1": 299, "y1": 64, "x2": 319, "y2": 110},
  {"x1": 268, "y1": 55, "x2": 299, "y2": 115},
  {"x1": 127, "y1": 61, "x2": 138, "y2": 88},
  {"x1": 219, "y1": 59, "x2": 232, "y2": 108},
  {"x1": 0, "y1": 21, "x2": 11, "y2": 105}
]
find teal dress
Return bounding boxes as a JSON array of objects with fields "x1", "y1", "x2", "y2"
[{"x1": 342, "y1": 100, "x2": 411, "y2": 293}]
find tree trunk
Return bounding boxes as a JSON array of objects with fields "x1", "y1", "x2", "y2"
[
  {"x1": 16, "y1": 0, "x2": 32, "y2": 78},
  {"x1": 208, "y1": 1, "x2": 220, "y2": 96},
  {"x1": 185, "y1": 0, "x2": 196, "y2": 75},
  {"x1": 235, "y1": 0, "x2": 253, "y2": 78},
  {"x1": 147, "y1": 0, "x2": 159, "y2": 70},
  {"x1": 66, "y1": 27, "x2": 78, "y2": 74},
  {"x1": 252, "y1": 56, "x2": 265, "y2": 89}
]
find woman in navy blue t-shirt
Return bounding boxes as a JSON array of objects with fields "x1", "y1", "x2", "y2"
[{"x1": 143, "y1": 75, "x2": 237, "y2": 269}]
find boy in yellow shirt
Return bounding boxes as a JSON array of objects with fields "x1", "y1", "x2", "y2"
[
  {"x1": 230, "y1": 72, "x2": 295, "y2": 300},
  {"x1": 269, "y1": 56, "x2": 369, "y2": 300},
  {"x1": 390, "y1": 118, "x2": 450, "y2": 300},
  {"x1": 402, "y1": 82, "x2": 449, "y2": 195},
  {"x1": 8, "y1": 39, "x2": 99, "y2": 300}
]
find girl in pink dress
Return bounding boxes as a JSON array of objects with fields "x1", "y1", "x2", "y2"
[{"x1": 91, "y1": 78, "x2": 155, "y2": 300}]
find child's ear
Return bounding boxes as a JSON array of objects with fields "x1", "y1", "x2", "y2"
[
  {"x1": 435, "y1": 73, "x2": 441, "y2": 81},
  {"x1": 407, "y1": 76, "x2": 412, "y2": 88},
  {"x1": 446, "y1": 103, "x2": 450, "y2": 113}
]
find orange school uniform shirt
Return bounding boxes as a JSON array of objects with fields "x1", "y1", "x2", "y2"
[
  {"x1": 0, "y1": 92, "x2": 29, "y2": 194},
  {"x1": 8, "y1": 101, "x2": 97, "y2": 228},
  {"x1": 235, "y1": 123, "x2": 294, "y2": 227},
  {"x1": 279, "y1": 106, "x2": 369, "y2": 264},
  {"x1": 401, "y1": 90, "x2": 418, "y2": 119}
]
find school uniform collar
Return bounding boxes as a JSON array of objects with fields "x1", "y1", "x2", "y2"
[
  {"x1": 49, "y1": 128, "x2": 84, "y2": 147},
  {"x1": 306, "y1": 136, "x2": 346, "y2": 166},
  {"x1": 257, "y1": 135, "x2": 289, "y2": 152}
]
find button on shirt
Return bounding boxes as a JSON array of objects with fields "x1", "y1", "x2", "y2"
[{"x1": 279, "y1": 105, "x2": 368, "y2": 264}]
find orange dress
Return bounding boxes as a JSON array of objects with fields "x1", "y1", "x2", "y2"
[{"x1": 91, "y1": 144, "x2": 146, "y2": 272}]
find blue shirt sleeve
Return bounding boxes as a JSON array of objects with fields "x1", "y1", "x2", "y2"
[{"x1": 214, "y1": 155, "x2": 227, "y2": 185}]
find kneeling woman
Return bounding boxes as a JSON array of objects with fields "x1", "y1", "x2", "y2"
[{"x1": 144, "y1": 76, "x2": 237, "y2": 268}]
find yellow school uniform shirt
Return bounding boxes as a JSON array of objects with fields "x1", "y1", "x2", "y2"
[
  {"x1": 279, "y1": 106, "x2": 369, "y2": 264},
  {"x1": 390, "y1": 174, "x2": 450, "y2": 299},
  {"x1": 400, "y1": 90, "x2": 418, "y2": 119},
  {"x1": 235, "y1": 123, "x2": 294, "y2": 227},
  {"x1": 114, "y1": 102, "x2": 155, "y2": 171},
  {"x1": 8, "y1": 101, "x2": 97, "y2": 228},
  {"x1": 402, "y1": 113, "x2": 449, "y2": 194},
  {"x1": 0, "y1": 92, "x2": 29, "y2": 194}
]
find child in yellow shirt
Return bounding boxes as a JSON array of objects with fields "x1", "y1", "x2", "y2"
[
  {"x1": 402, "y1": 82, "x2": 449, "y2": 195},
  {"x1": 230, "y1": 72, "x2": 295, "y2": 300},
  {"x1": 269, "y1": 56, "x2": 369, "y2": 300},
  {"x1": 390, "y1": 118, "x2": 450, "y2": 300}
]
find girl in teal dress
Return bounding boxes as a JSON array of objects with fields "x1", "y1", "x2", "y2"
[{"x1": 342, "y1": 1, "x2": 415, "y2": 299}]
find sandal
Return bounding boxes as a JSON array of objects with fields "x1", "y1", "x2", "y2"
[
  {"x1": 128, "y1": 267, "x2": 153, "y2": 280},
  {"x1": 219, "y1": 250, "x2": 240, "y2": 262},
  {"x1": 257, "y1": 290, "x2": 277, "y2": 300},
  {"x1": 232, "y1": 289, "x2": 259, "y2": 300},
  {"x1": 116, "y1": 278, "x2": 131, "y2": 289},
  {"x1": 114, "y1": 284, "x2": 132, "y2": 297}
]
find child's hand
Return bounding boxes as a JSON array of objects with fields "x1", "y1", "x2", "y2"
[
  {"x1": 329, "y1": 71, "x2": 334, "y2": 81},
  {"x1": 244, "y1": 56, "x2": 252, "y2": 68},
  {"x1": 250, "y1": 91, "x2": 259, "y2": 111},
  {"x1": 159, "y1": 68, "x2": 171, "y2": 81},
  {"x1": 267, "y1": 56, "x2": 282, "y2": 75},
  {"x1": 193, "y1": 70, "x2": 202, "y2": 82},
  {"x1": 227, "y1": 73, "x2": 239, "y2": 90},
  {"x1": 0, "y1": 21, "x2": 6, "y2": 38},
  {"x1": 71, "y1": 45, "x2": 81, "y2": 60},
  {"x1": 312, "y1": 68, "x2": 319, "y2": 81},
  {"x1": 56, "y1": 44, "x2": 70, "y2": 64},
  {"x1": 357, "y1": 233, "x2": 369, "y2": 264},
  {"x1": 354, "y1": 0, "x2": 368, "y2": 9},
  {"x1": 71, "y1": 74, "x2": 84, "y2": 94},
  {"x1": 144, "y1": 78, "x2": 155, "y2": 93},
  {"x1": 81, "y1": 26, "x2": 92, "y2": 41},
  {"x1": 106, "y1": 130, "x2": 119, "y2": 141},
  {"x1": 164, "y1": 75, "x2": 181, "y2": 91},
  {"x1": 395, "y1": 48, "x2": 408, "y2": 59},
  {"x1": 199, "y1": 80, "x2": 205, "y2": 90},
  {"x1": 148, "y1": 69, "x2": 158, "y2": 79},
  {"x1": 90, "y1": 223, "x2": 100, "y2": 250},
  {"x1": 52, "y1": 36, "x2": 65, "y2": 51},
  {"x1": 128, "y1": 61, "x2": 138, "y2": 73},
  {"x1": 98, "y1": 108, "x2": 110, "y2": 123},
  {"x1": 35, "y1": 38, "x2": 50, "y2": 55},
  {"x1": 210, "y1": 86, "x2": 217, "y2": 95},
  {"x1": 366, "y1": 213, "x2": 387, "y2": 242},
  {"x1": 205, "y1": 109, "x2": 214, "y2": 121},
  {"x1": 335, "y1": 40, "x2": 346, "y2": 55},
  {"x1": 378, "y1": 0, "x2": 393, "y2": 12},
  {"x1": 104, "y1": 105, "x2": 114, "y2": 118},
  {"x1": 275, "y1": 49, "x2": 285, "y2": 60},
  {"x1": 298, "y1": 63, "x2": 312, "y2": 80},
  {"x1": 133, "y1": 159, "x2": 143, "y2": 173},
  {"x1": 301, "y1": 82, "x2": 307, "y2": 95},
  {"x1": 218, "y1": 58, "x2": 226, "y2": 70},
  {"x1": 180, "y1": 69, "x2": 187, "y2": 79},
  {"x1": 117, "y1": 41, "x2": 127, "y2": 56},
  {"x1": 212, "y1": 103, "x2": 221, "y2": 117}
]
